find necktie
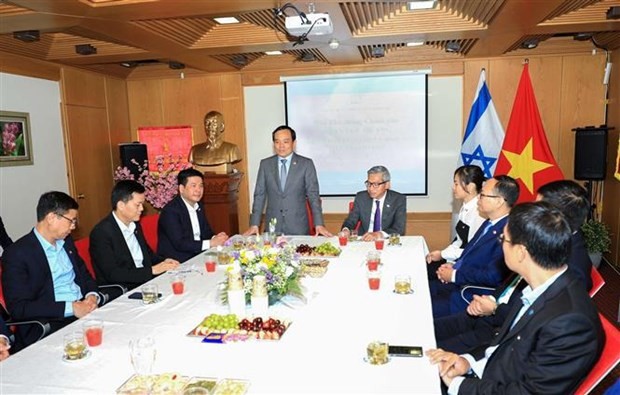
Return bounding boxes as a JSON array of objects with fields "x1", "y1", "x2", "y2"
[
  {"x1": 373, "y1": 200, "x2": 381, "y2": 232},
  {"x1": 280, "y1": 159, "x2": 287, "y2": 192},
  {"x1": 474, "y1": 221, "x2": 493, "y2": 245}
]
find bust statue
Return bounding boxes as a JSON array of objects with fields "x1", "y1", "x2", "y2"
[{"x1": 189, "y1": 111, "x2": 241, "y2": 173}]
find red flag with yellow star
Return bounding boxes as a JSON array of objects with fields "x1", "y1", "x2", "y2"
[{"x1": 494, "y1": 63, "x2": 563, "y2": 203}]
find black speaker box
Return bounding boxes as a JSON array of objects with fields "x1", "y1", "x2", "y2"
[
  {"x1": 574, "y1": 128, "x2": 607, "y2": 180},
  {"x1": 119, "y1": 143, "x2": 148, "y2": 179}
]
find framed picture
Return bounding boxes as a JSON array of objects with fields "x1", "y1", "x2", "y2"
[{"x1": 0, "y1": 111, "x2": 33, "y2": 167}]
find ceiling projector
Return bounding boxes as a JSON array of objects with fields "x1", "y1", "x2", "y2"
[{"x1": 285, "y1": 13, "x2": 333, "y2": 36}]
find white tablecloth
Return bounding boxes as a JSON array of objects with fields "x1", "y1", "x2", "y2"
[{"x1": 0, "y1": 236, "x2": 440, "y2": 394}]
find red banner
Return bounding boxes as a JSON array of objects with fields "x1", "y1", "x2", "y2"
[
  {"x1": 138, "y1": 126, "x2": 193, "y2": 172},
  {"x1": 494, "y1": 63, "x2": 563, "y2": 203}
]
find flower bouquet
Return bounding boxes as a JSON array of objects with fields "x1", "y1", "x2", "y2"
[
  {"x1": 220, "y1": 241, "x2": 304, "y2": 306},
  {"x1": 114, "y1": 154, "x2": 190, "y2": 209}
]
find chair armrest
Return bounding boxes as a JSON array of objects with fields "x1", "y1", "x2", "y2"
[
  {"x1": 7, "y1": 319, "x2": 52, "y2": 344},
  {"x1": 97, "y1": 284, "x2": 128, "y2": 305},
  {"x1": 460, "y1": 285, "x2": 496, "y2": 304}
]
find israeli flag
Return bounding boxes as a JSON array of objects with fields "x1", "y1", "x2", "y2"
[{"x1": 458, "y1": 69, "x2": 505, "y2": 178}]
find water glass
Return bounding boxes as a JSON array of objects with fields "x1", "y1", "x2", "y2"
[{"x1": 129, "y1": 337, "x2": 156, "y2": 376}]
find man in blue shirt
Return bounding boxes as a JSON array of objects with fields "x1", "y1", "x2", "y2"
[
  {"x1": 2, "y1": 191, "x2": 99, "y2": 351},
  {"x1": 427, "y1": 202, "x2": 603, "y2": 394}
]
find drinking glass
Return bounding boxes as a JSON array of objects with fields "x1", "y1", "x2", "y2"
[
  {"x1": 141, "y1": 284, "x2": 159, "y2": 305},
  {"x1": 171, "y1": 274, "x2": 185, "y2": 295},
  {"x1": 367, "y1": 270, "x2": 381, "y2": 290},
  {"x1": 83, "y1": 319, "x2": 104, "y2": 347},
  {"x1": 394, "y1": 274, "x2": 412, "y2": 294},
  {"x1": 366, "y1": 341, "x2": 389, "y2": 365},
  {"x1": 129, "y1": 337, "x2": 156, "y2": 376},
  {"x1": 63, "y1": 331, "x2": 88, "y2": 360}
]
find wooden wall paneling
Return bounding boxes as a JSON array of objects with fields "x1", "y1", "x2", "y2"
[
  {"x1": 219, "y1": 73, "x2": 250, "y2": 231},
  {"x1": 558, "y1": 55, "x2": 607, "y2": 179},
  {"x1": 127, "y1": 79, "x2": 164, "y2": 138},
  {"x1": 105, "y1": 77, "x2": 132, "y2": 171},
  {"x1": 63, "y1": 105, "x2": 114, "y2": 239},
  {"x1": 0, "y1": 51, "x2": 60, "y2": 81},
  {"x1": 160, "y1": 75, "x2": 221, "y2": 141},
  {"x1": 602, "y1": 49, "x2": 620, "y2": 266},
  {"x1": 61, "y1": 67, "x2": 106, "y2": 108}
]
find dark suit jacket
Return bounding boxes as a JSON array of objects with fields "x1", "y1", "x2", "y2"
[
  {"x1": 249, "y1": 153, "x2": 324, "y2": 235},
  {"x1": 0, "y1": 315, "x2": 10, "y2": 341},
  {"x1": 459, "y1": 271, "x2": 603, "y2": 394},
  {"x1": 1, "y1": 231, "x2": 97, "y2": 349},
  {"x1": 435, "y1": 230, "x2": 594, "y2": 354},
  {"x1": 430, "y1": 217, "x2": 510, "y2": 317},
  {"x1": 157, "y1": 195, "x2": 214, "y2": 262},
  {"x1": 90, "y1": 213, "x2": 163, "y2": 290},
  {"x1": 341, "y1": 189, "x2": 406, "y2": 235}
]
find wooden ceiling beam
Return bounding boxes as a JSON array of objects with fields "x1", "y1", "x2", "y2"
[{"x1": 466, "y1": 0, "x2": 569, "y2": 57}]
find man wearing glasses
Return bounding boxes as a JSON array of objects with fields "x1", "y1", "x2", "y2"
[
  {"x1": 340, "y1": 165, "x2": 406, "y2": 241},
  {"x1": 2, "y1": 191, "x2": 100, "y2": 351},
  {"x1": 430, "y1": 175, "x2": 519, "y2": 318}
]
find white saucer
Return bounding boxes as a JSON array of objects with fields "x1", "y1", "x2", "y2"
[
  {"x1": 363, "y1": 356, "x2": 391, "y2": 365},
  {"x1": 392, "y1": 289, "x2": 414, "y2": 295},
  {"x1": 62, "y1": 349, "x2": 91, "y2": 362}
]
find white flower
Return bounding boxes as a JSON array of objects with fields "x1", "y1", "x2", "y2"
[{"x1": 244, "y1": 250, "x2": 256, "y2": 261}]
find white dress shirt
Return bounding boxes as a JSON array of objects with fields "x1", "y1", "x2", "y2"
[
  {"x1": 112, "y1": 212, "x2": 144, "y2": 268},
  {"x1": 181, "y1": 198, "x2": 210, "y2": 251},
  {"x1": 368, "y1": 194, "x2": 387, "y2": 236}
]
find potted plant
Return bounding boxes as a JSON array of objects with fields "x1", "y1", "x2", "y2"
[{"x1": 581, "y1": 219, "x2": 611, "y2": 268}]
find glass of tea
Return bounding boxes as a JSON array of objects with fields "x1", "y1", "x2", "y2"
[
  {"x1": 366, "y1": 341, "x2": 389, "y2": 365},
  {"x1": 63, "y1": 331, "x2": 88, "y2": 361},
  {"x1": 394, "y1": 274, "x2": 412, "y2": 294}
]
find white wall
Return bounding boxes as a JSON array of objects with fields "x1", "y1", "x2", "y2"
[
  {"x1": 0, "y1": 72, "x2": 68, "y2": 245},
  {"x1": 243, "y1": 75, "x2": 463, "y2": 213}
]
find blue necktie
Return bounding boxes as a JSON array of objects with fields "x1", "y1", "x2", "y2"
[
  {"x1": 280, "y1": 159, "x2": 287, "y2": 192},
  {"x1": 373, "y1": 200, "x2": 381, "y2": 232}
]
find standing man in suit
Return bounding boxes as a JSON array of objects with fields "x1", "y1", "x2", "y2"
[
  {"x1": 90, "y1": 180, "x2": 179, "y2": 290},
  {"x1": 430, "y1": 175, "x2": 519, "y2": 318},
  {"x1": 427, "y1": 202, "x2": 603, "y2": 394},
  {"x1": 2, "y1": 191, "x2": 99, "y2": 350},
  {"x1": 435, "y1": 179, "x2": 593, "y2": 354},
  {"x1": 245, "y1": 125, "x2": 331, "y2": 236},
  {"x1": 340, "y1": 165, "x2": 406, "y2": 241},
  {"x1": 158, "y1": 168, "x2": 228, "y2": 262}
]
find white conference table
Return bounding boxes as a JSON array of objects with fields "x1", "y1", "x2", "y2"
[{"x1": 0, "y1": 236, "x2": 440, "y2": 394}]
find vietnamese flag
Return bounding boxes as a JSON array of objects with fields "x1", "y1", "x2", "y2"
[{"x1": 494, "y1": 63, "x2": 564, "y2": 203}]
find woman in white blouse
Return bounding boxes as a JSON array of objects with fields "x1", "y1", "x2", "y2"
[{"x1": 426, "y1": 165, "x2": 486, "y2": 263}]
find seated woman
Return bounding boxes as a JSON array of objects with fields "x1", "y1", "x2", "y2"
[{"x1": 426, "y1": 165, "x2": 486, "y2": 277}]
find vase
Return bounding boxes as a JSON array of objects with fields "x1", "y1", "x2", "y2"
[{"x1": 589, "y1": 252, "x2": 603, "y2": 269}]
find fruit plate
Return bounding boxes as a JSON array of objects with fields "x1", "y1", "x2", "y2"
[
  {"x1": 117, "y1": 373, "x2": 189, "y2": 394},
  {"x1": 295, "y1": 242, "x2": 341, "y2": 257},
  {"x1": 188, "y1": 315, "x2": 292, "y2": 342}
]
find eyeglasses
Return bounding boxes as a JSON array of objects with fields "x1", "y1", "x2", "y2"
[
  {"x1": 364, "y1": 181, "x2": 387, "y2": 188},
  {"x1": 57, "y1": 214, "x2": 78, "y2": 226},
  {"x1": 480, "y1": 193, "x2": 505, "y2": 201},
  {"x1": 497, "y1": 234, "x2": 513, "y2": 244}
]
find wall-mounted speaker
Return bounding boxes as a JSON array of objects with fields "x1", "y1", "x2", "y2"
[
  {"x1": 574, "y1": 128, "x2": 607, "y2": 180},
  {"x1": 119, "y1": 143, "x2": 148, "y2": 180}
]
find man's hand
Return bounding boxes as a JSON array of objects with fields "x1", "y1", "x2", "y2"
[
  {"x1": 436, "y1": 263, "x2": 454, "y2": 283},
  {"x1": 0, "y1": 336, "x2": 10, "y2": 361},
  {"x1": 340, "y1": 228, "x2": 351, "y2": 237},
  {"x1": 426, "y1": 250, "x2": 442, "y2": 263},
  {"x1": 152, "y1": 258, "x2": 180, "y2": 275},
  {"x1": 243, "y1": 226, "x2": 259, "y2": 236},
  {"x1": 361, "y1": 231, "x2": 382, "y2": 241},
  {"x1": 315, "y1": 225, "x2": 332, "y2": 237},
  {"x1": 72, "y1": 299, "x2": 96, "y2": 318},
  {"x1": 467, "y1": 295, "x2": 497, "y2": 317},
  {"x1": 426, "y1": 348, "x2": 471, "y2": 387},
  {"x1": 210, "y1": 232, "x2": 229, "y2": 247}
]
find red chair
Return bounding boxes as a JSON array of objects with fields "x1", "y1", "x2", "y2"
[
  {"x1": 305, "y1": 199, "x2": 316, "y2": 235},
  {"x1": 589, "y1": 266, "x2": 605, "y2": 297},
  {"x1": 348, "y1": 201, "x2": 361, "y2": 232},
  {"x1": 140, "y1": 214, "x2": 160, "y2": 252},
  {"x1": 74, "y1": 237, "x2": 95, "y2": 278},
  {"x1": 575, "y1": 313, "x2": 620, "y2": 395}
]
